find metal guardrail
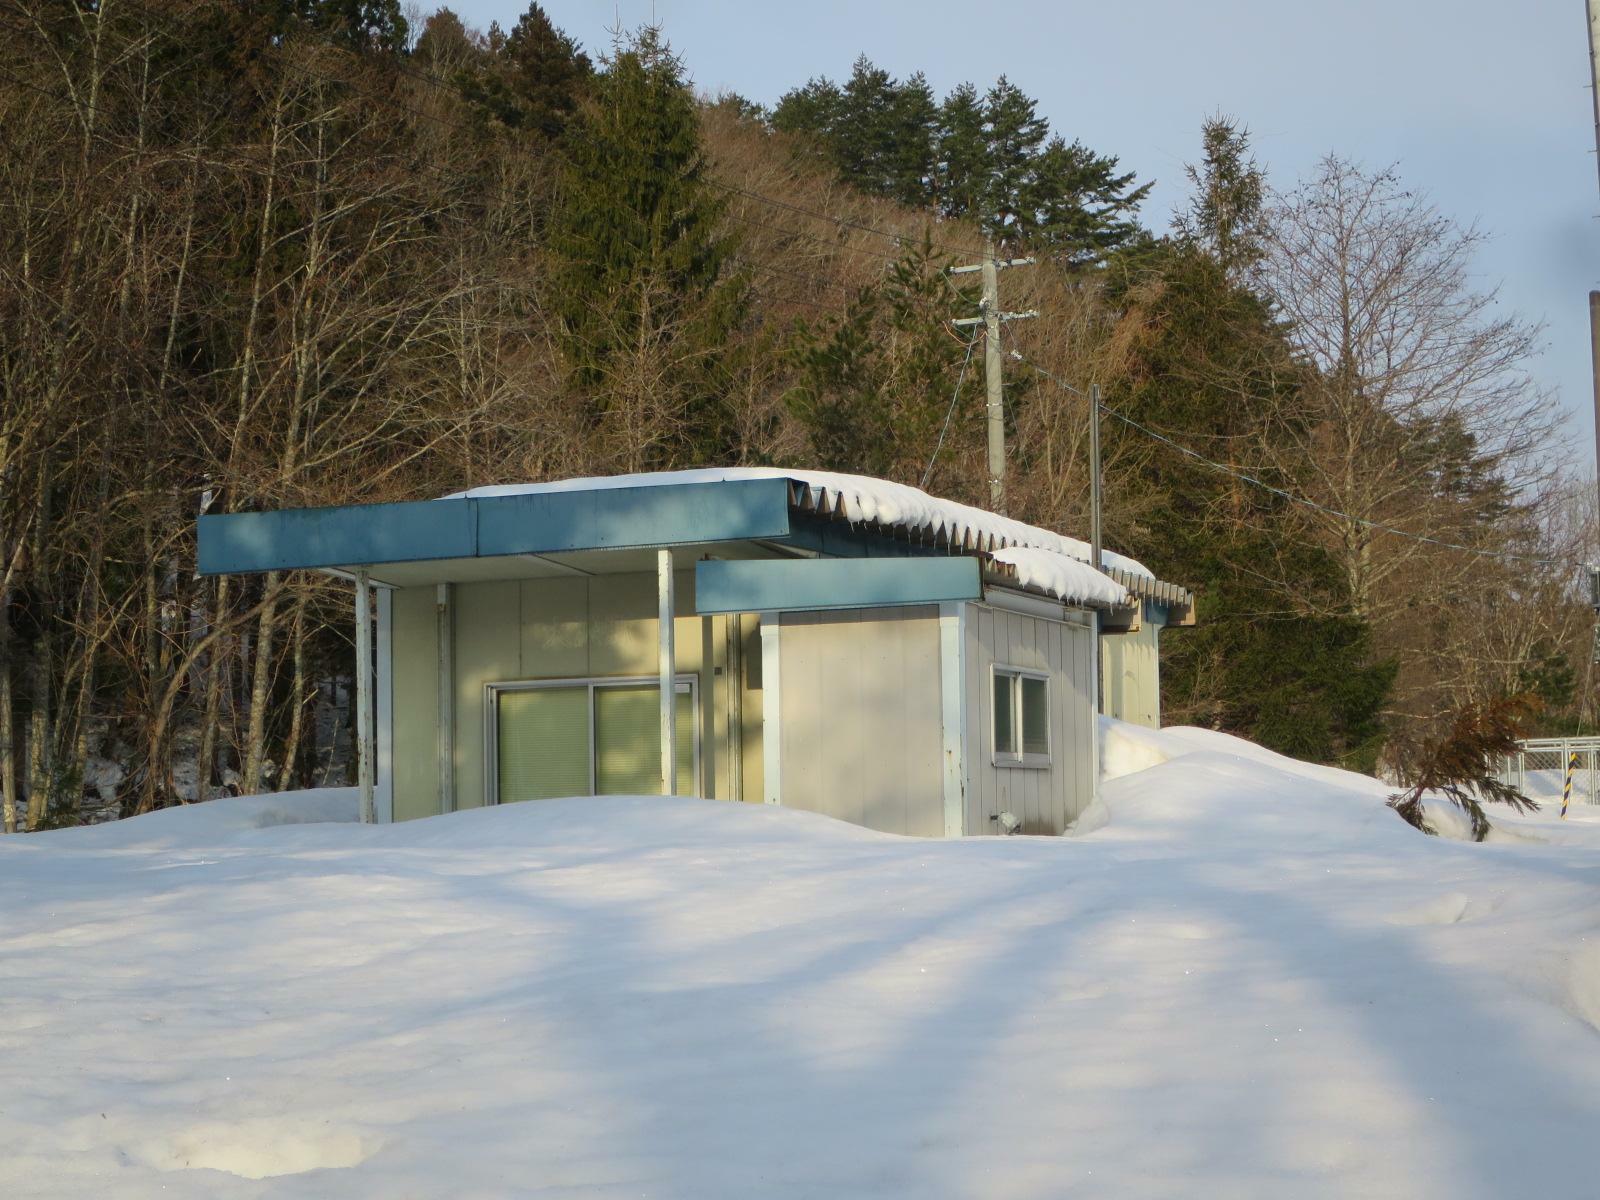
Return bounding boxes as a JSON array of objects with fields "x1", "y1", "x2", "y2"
[{"x1": 1499, "y1": 737, "x2": 1600, "y2": 806}]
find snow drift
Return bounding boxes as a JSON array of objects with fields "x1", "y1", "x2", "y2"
[{"x1": 3, "y1": 727, "x2": 1599, "y2": 1198}]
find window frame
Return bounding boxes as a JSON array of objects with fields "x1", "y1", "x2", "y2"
[
  {"x1": 991, "y1": 665, "x2": 1051, "y2": 769},
  {"x1": 484, "y1": 674, "x2": 699, "y2": 805}
]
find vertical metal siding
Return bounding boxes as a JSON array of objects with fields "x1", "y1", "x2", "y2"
[
  {"x1": 776, "y1": 606, "x2": 944, "y2": 836},
  {"x1": 452, "y1": 580, "x2": 521, "y2": 809},
  {"x1": 1101, "y1": 618, "x2": 1161, "y2": 729},
  {"x1": 964, "y1": 604, "x2": 1096, "y2": 835},
  {"x1": 391, "y1": 586, "x2": 441, "y2": 822}
]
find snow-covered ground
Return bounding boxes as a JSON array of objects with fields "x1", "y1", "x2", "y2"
[{"x1": 4, "y1": 726, "x2": 1599, "y2": 1198}]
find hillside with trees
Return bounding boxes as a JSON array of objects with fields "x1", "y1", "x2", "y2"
[{"x1": 0, "y1": 0, "x2": 1588, "y2": 829}]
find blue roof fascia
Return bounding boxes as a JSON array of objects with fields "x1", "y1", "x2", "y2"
[
  {"x1": 197, "y1": 499, "x2": 477, "y2": 576},
  {"x1": 694, "y1": 556, "x2": 982, "y2": 615},
  {"x1": 197, "y1": 477, "x2": 795, "y2": 576},
  {"x1": 475, "y1": 478, "x2": 792, "y2": 557}
]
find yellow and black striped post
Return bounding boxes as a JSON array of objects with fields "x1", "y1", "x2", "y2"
[{"x1": 1562, "y1": 751, "x2": 1580, "y2": 819}]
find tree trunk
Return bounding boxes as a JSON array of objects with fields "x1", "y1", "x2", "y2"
[
  {"x1": 0, "y1": 586, "x2": 15, "y2": 834},
  {"x1": 240, "y1": 572, "x2": 282, "y2": 794},
  {"x1": 193, "y1": 575, "x2": 230, "y2": 805},
  {"x1": 277, "y1": 592, "x2": 310, "y2": 792}
]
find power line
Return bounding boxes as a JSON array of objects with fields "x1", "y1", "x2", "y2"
[
  {"x1": 725, "y1": 254, "x2": 854, "y2": 297},
  {"x1": 720, "y1": 206, "x2": 902, "y2": 265},
  {"x1": 1018, "y1": 352, "x2": 1573, "y2": 570},
  {"x1": 715, "y1": 179, "x2": 986, "y2": 260},
  {"x1": 920, "y1": 327, "x2": 982, "y2": 489}
]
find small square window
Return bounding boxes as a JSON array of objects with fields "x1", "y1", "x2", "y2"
[{"x1": 993, "y1": 667, "x2": 1050, "y2": 768}]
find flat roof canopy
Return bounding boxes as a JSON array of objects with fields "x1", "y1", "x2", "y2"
[
  {"x1": 197, "y1": 473, "x2": 1192, "y2": 619},
  {"x1": 197, "y1": 478, "x2": 797, "y2": 585}
]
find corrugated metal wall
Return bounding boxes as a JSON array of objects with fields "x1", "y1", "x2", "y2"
[
  {"x1": 776, "y1": 606, "x2": 945, "y2": 836},
  {"x1": 963, "y1": 604, "x2": 1097, "y2": 835},
  {"x1": 1101, "y1": 617, "x2": 1161, "y2": 729}
]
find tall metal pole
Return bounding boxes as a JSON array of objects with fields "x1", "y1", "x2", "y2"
[
  {"x1": 1589, "y1": 2, "x2": 1600, "y2": 520},
  {"x1": 1089, "y1": 384, "x2": 1104, "y2": 571},
  {"x1": 981, "y1": 241, "x2": 1006, "y2": 513},
  {"x1": 658, "y1": 548, "x2": 676, "y2": 796},
  {"x1": 1591, "y1": 293, "x2": 1600, "y2": 520},
  {"x1": 355, "y1": 569, "x2": 374, "y2": 824},
  {"x1": 435, "y1": 582, "x2": 454, "y2": 813},
  {"x1": 1589, "y1": 0, "x2": 1600, "y2": 196}
]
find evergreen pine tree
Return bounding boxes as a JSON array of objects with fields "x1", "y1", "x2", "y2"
[
  {"x1": 281, "y1": 0, "x2": 409, "y2": 53},
  {"x1": 547, "y1": 26, "x2": 745, "y2": 465},
  {"x1": 1025, "y1": 136, "x2": 1151, "y2": 266},
  {"x1": 980, "y1": 76, "x2": 1049, "y2": 238},
  {"x1": 775, "y1": 64, "x2": 1149, "y2": 266},
  {"x1": 834, "y1": 56, "x2": 898, "y2": 193},
  {"x1": 502, "y1": 3, "x2": 592, "y2": 136},
  {"x1": 1388, "y1": 695, "x2": 1539, "y2": 841},
  {"x1": 414, "y1": 9, "x2": 476, "y2": 73},
  {"x1": 456, "y1": 2, "x2": 591, "y2": 136},
  {"x1": 884, "y1": 71, "x2": 938, "y2": 207},
  {"x1": 787, "y1": 240, "x2": 979, "y2": 483},
  {"x1": 1102, "y1": 238, "x2": 1394, "y2": 766},
  {"x1": 770, "y1": 76, "x2": 845, "y2": 148},
  {"x1": 934, "y1": 82, "x2": 988, "y2": 221},
  {"x1": 1177, "y1": 116, "x2": 1266, "y2": 278}
]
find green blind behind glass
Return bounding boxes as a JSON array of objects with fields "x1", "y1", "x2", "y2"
[
  {"x1": 993, "y1": 672, "x2": 1014, "y2": 756},
  {"x1": 594, "y1": 685, "x2": 694, "y2": 796},
  {"x1": 1021, "y1": 676, "x2": 1049, "y2": 757},
  {"x1": 497, "y1": 687, "x2": 589, "y2": 802}
]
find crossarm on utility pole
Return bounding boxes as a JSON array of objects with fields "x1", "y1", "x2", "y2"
[{"x1": 949, "y1": 241, "x2": 1037, "y2": 516}]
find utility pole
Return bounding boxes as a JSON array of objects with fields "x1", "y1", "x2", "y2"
[
  {"x1": 1589, "y1": 0, "x2": 1600, "y2": 197},
  {"x1": 1580, "y1": 1, "x2": 1600, "y2": 687},
  {"x1": 1089, "y1": 384, "x2": 1103, "y2": 570},
  {"x1": 1588, "y1": 1, "x2": 1600, "y2": 521},
  {"x1": 952, "y1": 239, "x2": 1037, "y2": 514}
]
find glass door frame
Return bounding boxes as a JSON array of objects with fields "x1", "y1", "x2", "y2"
[{"x1": 484, "y1": 674, "x2": 700, "y2": 806}]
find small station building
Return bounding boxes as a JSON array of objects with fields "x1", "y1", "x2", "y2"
[{"x1": 198, "y1": 469, "x2": 1192, "y2": 836}]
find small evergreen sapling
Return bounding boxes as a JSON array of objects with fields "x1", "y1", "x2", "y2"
[{"x1": 1387, "y1": 696, "x2": 1539, "y2": 842}]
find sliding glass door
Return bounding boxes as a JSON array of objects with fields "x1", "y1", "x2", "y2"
[{"x1": 492, "y1": 677, "x2": 696, "y2": 803}]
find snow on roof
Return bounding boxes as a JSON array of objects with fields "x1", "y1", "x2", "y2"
[
  {"x1": 990, "y1": 546, "x2": 1130, "y2": 608},
  {"x1": 449, "y1": 468, "x2": 1154, "y2": 593}
]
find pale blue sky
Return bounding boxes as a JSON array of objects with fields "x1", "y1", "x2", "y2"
[{"x1": 448, "y1": 0, "x2": 1600, "y2": 453}]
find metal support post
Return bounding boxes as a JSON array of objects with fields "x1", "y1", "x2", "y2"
[
  {"x1": 658, "y1": 548, "x2": 676, "y2": 796},
  {"x1": 355, "y1": 568, "x2": 374, "y2": 824},
  {"x1": 436, "y1": 583, "x2": 455, "y2": 812},
  {"x1": 1089, "y1": 383, "x2": 1104, "y2": 571}
]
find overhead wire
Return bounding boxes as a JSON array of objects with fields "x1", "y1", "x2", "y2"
[
  {"x1": 1016, "y1": 351, "x2": 1573, "y2": 570},
  {"x1": 724, "y1": 254, "x2": 854, "y2": 297},
  {"x1": 720, "y1": 205, "x2": 903, "y2": 264},
  {"x1": 920, "y1": 327, "x2": 982, "y2": 489}
]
